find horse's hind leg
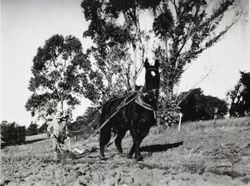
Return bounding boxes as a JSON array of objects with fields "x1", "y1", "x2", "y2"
[
  {"x1": 127, "y1": 143, "x2": 135, "y2": 159},
  {"x1": 129, "y1": 128, "x2": 150, "y2": 161},
  {"x1": 99, "y1": 126, "x2": 111, "y2": 160},
  {"x1": 134, "y1": 138, "x2": 143, "y2": 161},
  {"x1": 128, "y1": 129, "x2": 143, "y2": 161},
  {"x1": 127, "y1": 137, "x2": 143, "y2": 161},
  {"x1": 114, "y1": 130, "x2": 126, "y2": 155}
]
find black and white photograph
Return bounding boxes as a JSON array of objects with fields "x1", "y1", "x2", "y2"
[{"x1": 1, "y1": 0, "x2": 250, "y2": 185}]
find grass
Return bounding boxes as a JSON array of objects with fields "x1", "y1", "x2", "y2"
[{"x1": 182, "y1": 116, "x2": 250, "y2": 130}]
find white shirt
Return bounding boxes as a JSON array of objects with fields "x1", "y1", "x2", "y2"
[{"x1": 47, "y1": 118, "x2": 66, "y2": 138}]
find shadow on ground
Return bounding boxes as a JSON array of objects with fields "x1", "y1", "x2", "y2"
[{"x1": 140, "y1": 141, "x2": 184, "y2": 153}]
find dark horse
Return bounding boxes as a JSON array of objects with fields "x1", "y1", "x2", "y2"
[{"x1": 99, "y1": 59, "x2": 160, "y2": 161}]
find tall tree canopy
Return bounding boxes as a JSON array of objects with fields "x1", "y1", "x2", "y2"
[
  {"x1": 227, "y1": 71, "x2": 250, "y2": 117},
  {"x1": 81, "y1": 0, "x2": 239, "y2": 98},
  {"x1": 26, "y1": 35, "x2": 93, "y2": 121}
]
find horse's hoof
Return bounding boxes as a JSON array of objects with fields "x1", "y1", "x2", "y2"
[
  {"x1": 126, "y1": 154, "x2": 133, "y2": 159},
  {"x1": 100, "y1": 155, "x2": 106, "y2": 161},
  {"x1": 135, "y1": 156, "x2": 143, "y2": 161}
]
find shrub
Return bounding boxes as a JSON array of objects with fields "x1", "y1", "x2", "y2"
[
  {"x1": 67, "y1": 107, "x2": 100, "y2": 139},
  {"x1": 38, "y1": 122, "x2": 48, "y2": 134},
  {"x1": 178, "y1": 88, "x2": 228, "y2": 121},
  {"x1": 26, "y1": 122, "x2": 38, "y2": 136},
  {"x1": 158, "y1": 95, "x2": 180, "y2": 126},
  {"x1": 1, "y1": 121, "x2": 26, "y2": 146}
]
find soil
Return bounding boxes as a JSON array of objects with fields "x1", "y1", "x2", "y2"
[{"x1": 1, "y1": 118, "x2": 250, "y2": 186}]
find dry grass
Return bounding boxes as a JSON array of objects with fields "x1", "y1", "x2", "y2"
[{"x1": 182, "y1": 116, "x2": 250, "y2": 130}]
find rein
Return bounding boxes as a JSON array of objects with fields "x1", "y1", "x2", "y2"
[
  {"x1": 80, "y1": 93, "x2": 138, "y2": 146},
  {"x1": 135, "y1": 94, "x2": 155, "y2": 111},
  {"x1": 53, "y1": 90, "x2": 158, "y2": 158},
  {"x1": 66, "y1": 89, "x2": 157, "y2": 135}
]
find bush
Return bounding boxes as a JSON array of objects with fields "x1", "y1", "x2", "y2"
[
  {"x1": 38, "y1": 123, "x2": 48, "y2": 134},
  {"x1": 26, "y1": 122, "x2": 38, "y2": 136},
  {"x1": 158, "y1": 95, "x2": 180, "y2": 126},
  {"x1": 178, "y1": 88, "x2": 228, "y2": 121},
  {"x1": 1, "y1": 121, "x2": 26, "y2": 146},
  {"x1": 67, "y1": 107, "x2": 100, "y2": 139}
]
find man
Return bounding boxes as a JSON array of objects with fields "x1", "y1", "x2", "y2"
[{"x1": 47, "y1": 112, "x2": 69, "y2": 161}]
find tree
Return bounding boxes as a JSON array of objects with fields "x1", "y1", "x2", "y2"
[
  {"x1": 240, "y1": 72, "x2": 250, "y2": 112},
  {"x1": 38, "y1": 123, "x2": 48, "y2": 134},
  {"x1": 178, "y1": 88, "x2": 199, "y2": 121},
  {"x1": 26, "y1": 122, "x2": 39, "y2": 136},
  {"x1": 73, "y1": 106, "x2": 100, "y2": 130},
  {"x1": 179, "y1": 88, "x2": 228, "y2": 121},
  {"x1": 81, "y1": 0, "x2": 155, "y2": 93},
  {"x1": 227, "y1": 71, "x2": 250, "y2": 117},
  {"x1": 26, "y1": 34, "x2": 93, "y2": 121},
  {"x1": 153, "y1": 0, "x2": 240, "y2": 96},
  {"x1": 1, "y1": 121, "x2": 26, "y2": 145},
  {"x1": 81, "y1": 0, "x2": 240, "y2": 99},
  {"x1": 67, "y1": 107, "x2": 100, "y2": 139}
]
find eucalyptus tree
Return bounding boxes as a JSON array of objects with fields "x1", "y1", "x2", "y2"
[
  {"x1": 81, "y1": 0, "x2": 240, "y2": 97},
  {"x1": 81, "y1": 0, "x2": 158, "y2": 92},
  {"x1": 26, "y1": 35, "x2": 93, "y2": 120},
  {"x1": 153, "y1": 0, "x2": 240, "y2": 96}
]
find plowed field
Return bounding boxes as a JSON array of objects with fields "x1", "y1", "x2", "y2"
[{"x1": 1, "y1": 117, "x2": 250, "y2": 186}]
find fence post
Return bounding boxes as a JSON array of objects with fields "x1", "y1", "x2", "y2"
[{"x1": 178, "y1": 113, "x2": 183, "y2": 132}]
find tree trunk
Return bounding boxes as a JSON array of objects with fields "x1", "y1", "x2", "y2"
[
  {"x1": 61, "y1": 98, "x2": 64, "y2": 113},
  {"x1": 126, "y1": 63, "x2": 131, "y2": 91},
  {"x1": 132, "y1": 46, "x2": 137, "y2": 91}
]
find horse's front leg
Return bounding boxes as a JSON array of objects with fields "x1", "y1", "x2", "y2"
[
  {"x1": 99, "y1": 126, "x2": 111, "y2": 160},
  {"x1": 129, "y1": 128, "x2": 143, "y2": 161}
]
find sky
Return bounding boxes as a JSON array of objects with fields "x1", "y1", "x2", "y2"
[{"x1": 1, "y1": 0, "x2": 249, "y2": 126}]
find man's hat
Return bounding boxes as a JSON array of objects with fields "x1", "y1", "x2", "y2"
[{"x1": 47, "y1": 115, "x2": 53, "y2": 120}]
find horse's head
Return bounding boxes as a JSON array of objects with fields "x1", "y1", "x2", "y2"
[{"x1": 144, "y1": 58, "x2": 160, "y2": 104}]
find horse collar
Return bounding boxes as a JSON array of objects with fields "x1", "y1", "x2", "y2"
[{"x1": 135, "y1": 94, "x2": 155, "y2": 111}]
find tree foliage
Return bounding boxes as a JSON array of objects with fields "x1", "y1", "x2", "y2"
[
  {"x1": 38, "y1": 123, "x2": 48, "y2": 134},
  {"x1": 67, "y1": 107, "x2": 100, "y2": 139},
  {"x1": 1, "y1": 121, "x2": 26, "y2": 146},
  {"x1": 26, "y1": 34, "x2": 93, "y2": 120},
  {"x1": 26, "y1": 122, "x2": 39, "y2": 136},
  {"x1": 81, "y1": 0, "x2": 161, "y2": 97},
  {"x1": 81, "y1": 0, "x2": 239, "y2": 99},
  {"x1": 179, "y1": 88, "x2": 228, "y2": 121},
  {"x1": 153, "y1": 0, "x2": 239, "y2": 95},
  {"x1": 227, "y1": 71, "x2": 250, "y2": 117}
]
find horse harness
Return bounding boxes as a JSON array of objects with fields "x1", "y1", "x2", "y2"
[
  {"x1": 135, "y1": 93, "x2": 157, "y2": 119},
  {"x1": 120, "y1": 90, "x2": 157, "y2": 119},
  {"x1": 64, "y1": 90, "x2": 158, "y2": 150}
]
